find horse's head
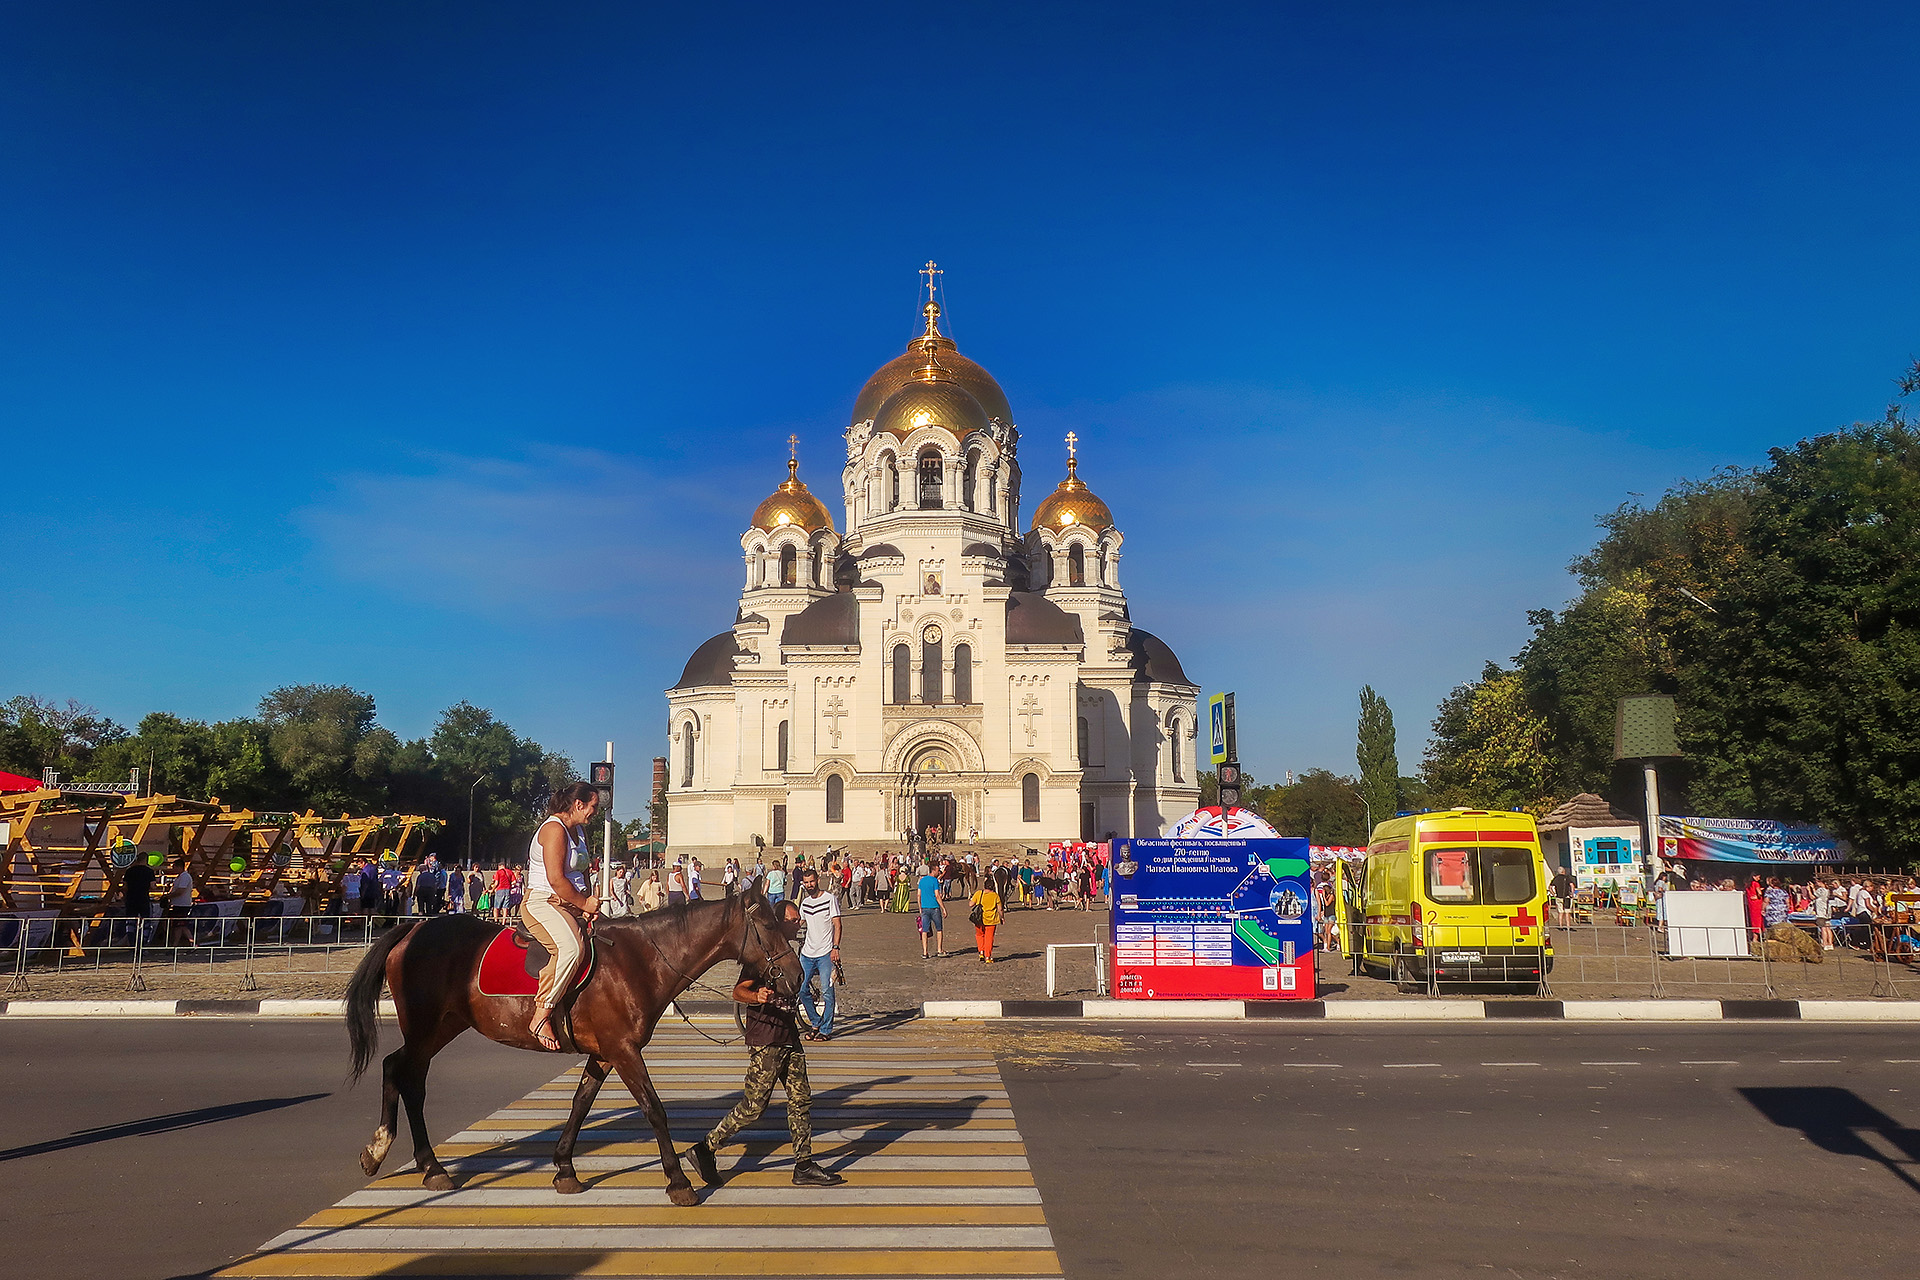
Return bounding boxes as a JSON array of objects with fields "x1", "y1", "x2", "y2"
[{"x1": 738, "y1": 880, "x2": 804, "y2": 1001}]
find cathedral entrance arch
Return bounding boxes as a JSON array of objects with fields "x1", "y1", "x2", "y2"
[{"x1": 907, "y1": 743, "x2": 959, "y2": 844}]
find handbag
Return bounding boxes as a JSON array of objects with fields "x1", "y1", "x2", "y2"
[{"x1": 968, "y1": 898, "x2": 986, "y2": 928}]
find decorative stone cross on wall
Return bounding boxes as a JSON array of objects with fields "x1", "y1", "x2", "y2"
[
  {"x1": 1017, "y1": 694, "x2": 1041, "y2": 748},
  {"x1": 822, "y1": 695, "x2": 847, "y2": 749}
]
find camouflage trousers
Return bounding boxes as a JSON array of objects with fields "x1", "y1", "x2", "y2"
[{"x1": 705, "y1": 1045, "x2": 812, "y2": 1159}]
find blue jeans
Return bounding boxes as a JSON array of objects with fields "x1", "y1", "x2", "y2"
[{"x1": 799, "y1": 951, "x2": 835, "y2": 1038}]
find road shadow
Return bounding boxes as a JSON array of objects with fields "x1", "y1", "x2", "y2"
[
  {"x1": 1741, "y1": 1086, "x2": 1920, "y2": 1195},
  {"x1": 1, "y1": 1094, "x2": 329, "y2": 1163}
]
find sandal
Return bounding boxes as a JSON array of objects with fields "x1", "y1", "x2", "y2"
[{"x1": 532, "y1": 1023, "x2": 561, "y2": 1051}]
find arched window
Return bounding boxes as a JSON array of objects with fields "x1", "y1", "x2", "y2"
[
  {"x1": 680, "y1": 723, "x2": 695, "y2": 788},
  {"x1": 952, "y1": 643, "x2": 972, "y2": 704},
  {"x1": 779, "y1": 545, "x2": 797, "y2": 587},
  {"x1": 1022, "y1": 773, "x2": 1040, "y2": 822},
  {"x1": 892, "y1": 643, "x2": 911, "y2": 704},
  {"x1": 1077, "y1": 715, "x2": 1090, "y2": 761},
  {"x1": 776, "y1": 719, "x2": 789, "y2": 772},
  {"x1": 826, "y1": 773, "x2": 844, "y2": 823},
  {"x1": 812, "y1": 542, "x2": 824, "y2": 587},
  {"x1": 921, "y1": 634, "x2": 943, "y2": 704},
  {"x1": 1068, "y1": 545, "x2": 1085, "y2": 586},
  {"x1": 963, "y1": 450, "x2": 979, "y2": 511},
  {"x1": 884, "y1": 453, "x2": 899, "y2": 511},
  {"x1": 917, "y1": 449, "x2": 944, "y2": 509},
  {"x1": 1171, "y1": 718, "x2": 1185, "y2": 782},
  {"x1": 988, "y1": 471, "x2": 998, "y2": 514}
]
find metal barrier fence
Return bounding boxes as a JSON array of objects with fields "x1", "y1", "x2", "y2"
[
  {"x1": 1338, "y1": 919, "x2": 1920, "y2": 999},
  {"x1": 0, "y1": 911, "x2": 480, "y2": 995}
]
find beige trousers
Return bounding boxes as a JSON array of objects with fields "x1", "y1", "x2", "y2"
[{"x1": 521, "y1": 892, "x2": 583, "y2": 1008}]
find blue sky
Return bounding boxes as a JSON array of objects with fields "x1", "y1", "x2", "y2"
[{"x1": 3, "y1": 2, "x2": 1916, "y2": 818}]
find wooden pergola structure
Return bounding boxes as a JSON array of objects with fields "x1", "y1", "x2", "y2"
[{"x1": 0, "y1": 787, "x2": 441, "y2": 922}]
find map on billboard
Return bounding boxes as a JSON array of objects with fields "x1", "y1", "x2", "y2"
[{"x1": 1110, "y1": 836, "x2": 1316, "y2": 1000}]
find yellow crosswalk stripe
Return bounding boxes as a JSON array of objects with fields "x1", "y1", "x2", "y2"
[{"x1": 216, "y1": 1027, "x2": 1062, "y2": 1278}]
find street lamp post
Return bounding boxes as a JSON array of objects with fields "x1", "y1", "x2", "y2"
[
  {"x1": 1347, "y1": 786, "x2": 1372, "y2": 842},
  {"x1": 467, "y1": 775, "x2": 487, "y2": 867}
]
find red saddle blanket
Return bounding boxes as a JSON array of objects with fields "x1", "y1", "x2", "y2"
[{"x1": 477, "y1": 927, "x2": 594, "y2": 999}]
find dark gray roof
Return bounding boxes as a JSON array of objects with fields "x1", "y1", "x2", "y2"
[
  {"x1": 963, "y1": 542, "x2": 1000, "y2": 558},
  {"x1": 1005, "y1": 592, "x2": 1084, "y2": 645},
  {"x1": 672, "y1": 633, "x2": 741, "y2": 689},
  {"x1": 781, "y1": 593, "x2": 859, "y2": 646},
  {"x1": 1127, "y1": 628, "x2": 1196, "y2": 686},
  {"x1": 859, "y1": 543, "x2": 903, "y2": 560}
]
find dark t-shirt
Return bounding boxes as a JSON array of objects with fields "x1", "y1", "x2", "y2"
[
  {"x1": 1551, "y1": 872, "x2": 1575, "y2": 899},
  {"x1": 123, "y1": 862, "x2": 156, "y2": 906},
  {"x1": 742, "y1": 994, "x2": 800, "y2": 1049}
]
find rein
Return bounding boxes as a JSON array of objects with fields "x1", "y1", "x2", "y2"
[{"x1": 625, "y1": 899, "x2": 797, "y2": 1046}]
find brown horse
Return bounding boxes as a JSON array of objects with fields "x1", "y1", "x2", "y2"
[
  {"x1": 937, "y1": 858, "x2": 977, "y2": 899},
  {"x1": 344, "y1": 881, "x2": 800, "y2": 1206}
]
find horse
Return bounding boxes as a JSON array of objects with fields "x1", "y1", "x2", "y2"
[
  {"x1": 343, "y1": 881, "x2": 801, "y2": 1206},
  {"x1": 937, "y1": 858, "x2": 977, "y2": 900}
]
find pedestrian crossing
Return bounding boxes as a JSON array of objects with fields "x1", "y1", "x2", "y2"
[{"x1": 216, "y1": 1023, "x2": 1063, "y2": 1278}]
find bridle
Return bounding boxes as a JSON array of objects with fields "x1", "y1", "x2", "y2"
[{"x1": 630, "y1": 895, "x2": 800, "y2": 1046}]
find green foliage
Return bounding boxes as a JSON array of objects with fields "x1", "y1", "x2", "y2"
[
  {"x1": 0, "y1": 695, "x2": 128, "y2": 780},
  {"x1": 1258, "y1": 769, "x2": 1368, "y2": 846},
  {"x1": 1355, "y1": 686, "x2": 1398, "y2": 837},
  {"x1": 1427, "y1": 361, "x2": 1920, "y2": 860},
  {"x1": 1422, "y1": 663, "x2": 1555, "y2": 814}
]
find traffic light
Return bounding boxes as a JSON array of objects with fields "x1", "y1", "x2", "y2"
[
  {"x1": 589, "y1": 761, "x2": 614, "y2": 818},
  {"x1": 1217, "y1": 761, "x2": 1241, "y2": 809}
]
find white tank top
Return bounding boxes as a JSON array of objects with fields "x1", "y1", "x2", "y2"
[{"x1": 528, "y1": 816, "x2": 590, "y2": 897}]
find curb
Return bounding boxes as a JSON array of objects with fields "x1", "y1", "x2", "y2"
[
  {"x1": 922, "y1": 998, "x2": 1920, "y2": 1023},
  {"x1": 0, "y1": 999, "x2": 400, "y2": 1018}
]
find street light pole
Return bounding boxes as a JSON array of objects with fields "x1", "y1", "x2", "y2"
[
  {"x1": 1347, "y1": 786, "x2": 1372, "y2": 841},
  {"x1": 467, "y1": 774, "x2": 487, "y2": 867}
]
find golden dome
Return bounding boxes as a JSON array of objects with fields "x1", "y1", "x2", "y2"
[
  {"x1": 751, "y1": 458, "x2": 835, "y2": 534},
  {"x1": 852, "y1": 282, "x2": 1012, "y2": 427},
  {"x1": 1031, "y1": 453, "x2": 1113, "y2": 533},
  {"x1": 872, "y1": 368, "x2": 991, "y2": 440}
]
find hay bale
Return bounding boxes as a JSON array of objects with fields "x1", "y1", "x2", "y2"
[{"x1": 1764, "y1": 921, "x2": 1823, "y2": 964}]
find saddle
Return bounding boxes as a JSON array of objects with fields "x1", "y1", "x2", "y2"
[{"x1": 478, "y1": 922, "x2": 597, "y2": 1002}]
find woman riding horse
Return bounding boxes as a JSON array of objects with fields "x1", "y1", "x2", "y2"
[
  {"x1": 345, "y1": 877, "x2": 801, "y2": 1204},
  {"x1": 523, "y1": 781, "x2": 600, "y2": 1050}
]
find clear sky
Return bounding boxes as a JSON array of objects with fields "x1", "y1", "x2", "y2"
[{"x1": 4, "y1": 2, "x2": 1916, "y2": 818}]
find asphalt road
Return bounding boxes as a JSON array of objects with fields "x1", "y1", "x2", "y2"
[
  {"x1": 1001, "y1": 1022, "x2": 1920, "y2": 1280},
  {"x1": 4, "y1": 1018, "x2": 1917, "y2": 1279},
  {"x1": 0, "y1": 1017, "x2": 561, "y2": 1280}
]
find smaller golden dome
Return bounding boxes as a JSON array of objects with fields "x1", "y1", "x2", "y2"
[
  {"x1": 751, "y1": 458, "x2": 835, "y2": 534},
  {"x1": 872, "y1": 367, "x2": 990, "y2": 440},
  {"x1": 1031, "y1": 450, "x2": 1113, "y2": 533}
]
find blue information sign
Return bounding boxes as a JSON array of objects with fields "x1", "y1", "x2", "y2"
[{"x1": 1110, "y1": 836, "x2": 1316, "y2": 1000}]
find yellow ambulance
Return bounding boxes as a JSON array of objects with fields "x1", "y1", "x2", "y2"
[{"x1": 1341, "y1": 809, "x2": 1552, "y2": 991}]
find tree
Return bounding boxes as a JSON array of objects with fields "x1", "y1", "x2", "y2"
[
  {"x1": 0, "y1": 696, "x2": 127, "y2": 780},
  {"x1": 1355, "y1": 686, "x2": 1398, "y2": 836},
  {"x1": 257, "y1": 685, "x2": 395, "y2": 813},
  {"x1": 1261, "y1": 770, "x2": 1368, "y2": 845},
  {"x1": 1422, "y1": 663, "x2": 1554, "y2": 814}
]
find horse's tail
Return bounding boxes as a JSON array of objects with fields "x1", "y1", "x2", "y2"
[{"x1": 346, "y1": 919, "x2": 419, "y2": 1083}]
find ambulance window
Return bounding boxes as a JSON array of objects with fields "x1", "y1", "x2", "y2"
[
  {"x1": 1426, "y1": 848, "x2": 1475, "y2": 902},
  {"x1": 1481, "y1": 847, "x2": 1535, "y2": 904}
]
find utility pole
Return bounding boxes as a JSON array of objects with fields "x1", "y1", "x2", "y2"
[
  {"x1": 591, "y1": 747, "x2": 615, "y2": 900},
  {"x1": 467, "y1": 774, "x2": 487, "y2": 866}
]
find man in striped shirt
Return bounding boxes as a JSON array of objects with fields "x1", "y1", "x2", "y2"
[{"x1": 796, "y1": 867, "x2": 842, "y2": 1041}]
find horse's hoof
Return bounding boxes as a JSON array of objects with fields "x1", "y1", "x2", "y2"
[
  {"x1": 359, "y1": 1149, "x2": 382, "y2": 1177},
  {"x1": 553, "y1": 1174, "x2": 587, "y2": 1195},
  {"x1": 422, "y1": 1171, "x2": 456, "y2": 1192},
  {"x1": 667, "y1": 1183, "x2": 700, "y2": 1207}
]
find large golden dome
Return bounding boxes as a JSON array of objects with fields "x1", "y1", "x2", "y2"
[
  {"x1": 872, "y1": 371, "x2": 991, "y2": 440},
  {"x1": 852, "y1": 281, "x2": 1012, "y2": 427},
  {"x1": 1031, "y1": 454, "x2": 1113, "y2": 533},
  {"x1": 751, "y1": 458, "x2": 835, "y2": 533}
]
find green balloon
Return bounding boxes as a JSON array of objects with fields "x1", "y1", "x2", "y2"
[
  {"x1": 147, "y1": 852, "x2": 164, "y2": 867},
  {"x1": 229, "y1": 856, "x2": 247, "y2": 873}
]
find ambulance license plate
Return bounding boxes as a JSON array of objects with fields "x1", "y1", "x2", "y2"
[{"x1": 1439, "y1": 951, "x2": 1483, "y2": 963}]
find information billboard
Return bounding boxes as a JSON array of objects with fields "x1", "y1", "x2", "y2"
[{"x1": 1110, "y1": 836, "x2": 1315, "y2": 1000}]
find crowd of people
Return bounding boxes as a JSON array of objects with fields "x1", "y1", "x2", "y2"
[{"x1": 1641, "y1": 870, "x2": 1920, "y2": 950}]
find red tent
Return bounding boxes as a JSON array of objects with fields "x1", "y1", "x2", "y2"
[{"x1": 0, "y1": 769, "x2": 43, "y2": 792}]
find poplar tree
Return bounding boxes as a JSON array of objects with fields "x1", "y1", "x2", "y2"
[{"x1": 1356, "y1": 685, "x2": 1399, "y2": 836}]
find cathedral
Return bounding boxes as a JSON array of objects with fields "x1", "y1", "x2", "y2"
[{"x1": 664, "y1": 267, "x2": 1200, "y2": 860}]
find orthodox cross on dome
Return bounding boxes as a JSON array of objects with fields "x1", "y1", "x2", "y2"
[
  {"x1": 1064, "y1": 430, "x2": 1080, "y2": 479},
  {"x1": 919, "y1": 260, "x2": 944, "y2": 338},
  {"x1": 1017, "y1": 694, "x2": 1042, "y2": 748},
  {"x1": 822, "y1": 695, "x2": 847, "y2": 749},
  {"x1": 786, "y1": 434, "x2": 800, "y2": 482}
]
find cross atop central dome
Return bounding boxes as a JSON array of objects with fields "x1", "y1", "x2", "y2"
[{"x1": 848, "y1": 262, "x2": 1013, "y2": 428}]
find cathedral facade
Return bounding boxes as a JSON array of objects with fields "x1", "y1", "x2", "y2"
[{"x1": 664, "y1": 270, "x2": 1200, "y2": 858}]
